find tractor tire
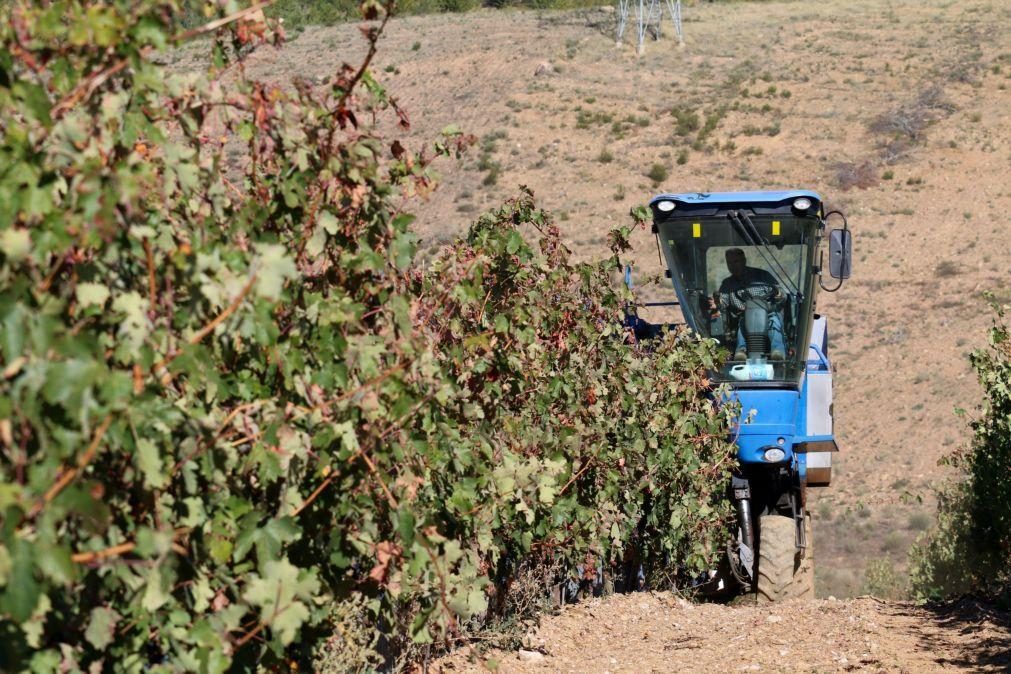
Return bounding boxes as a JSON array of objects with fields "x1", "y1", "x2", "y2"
[
  {"x1": 756, "y1": 514, "x2": 812, "y2": 602},
  {"x1": 793, "y1": 512, "x2": 815, "y2": 599}
]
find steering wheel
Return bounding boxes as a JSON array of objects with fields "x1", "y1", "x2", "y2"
[{"x1": 717, "y1": 283, "x2": 781, "y2": 314}]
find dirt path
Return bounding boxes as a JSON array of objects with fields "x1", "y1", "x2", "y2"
[{"x1": 435, "y1": 593, "x2": 1011, "y2": 673}]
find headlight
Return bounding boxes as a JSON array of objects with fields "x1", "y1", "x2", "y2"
[
  {"x1": 793, "y1": 197, "x2": 812, "y2": 212},
  {"x1": 763, "y1": 447, "x2": 786, "y2": 462},
  {"x1": 656, "y1": 200, "x2": 675, "y2": 212}
]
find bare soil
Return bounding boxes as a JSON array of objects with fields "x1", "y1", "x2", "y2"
[{"x1": 435, "y1": 592, "x2": 1011, "y2": 673}]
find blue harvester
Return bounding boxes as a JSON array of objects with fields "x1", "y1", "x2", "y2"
[{"x1": 638, "y1": 190, "x2": 851, "y2": 600}]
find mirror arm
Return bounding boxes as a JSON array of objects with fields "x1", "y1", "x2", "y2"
[{"x1": 819, "y1": 270, "x2": 845, "y2": 293}]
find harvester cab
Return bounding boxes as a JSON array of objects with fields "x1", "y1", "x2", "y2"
[{"x1": 640, "y1": 191, "x2": 851, "y2": 600}]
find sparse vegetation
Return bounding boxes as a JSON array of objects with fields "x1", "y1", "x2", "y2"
[
  {"x1": 833, "y1": 161, "x2": 880, "y2": 190},
  {"x1": 671, "y1": 106, "x2": 701, "y2": 137},
  {"x1": 934, "y1": 260, "x2": 962, "y2": 277},
  {"x1": 907, "y1": 512, "x2": 931, "y2": 531},
  {"x1": 864, "y1": 558, "x2": 908, "y2": 599},
  {"x1": 647, "y1": 163, "x2": 669, "y2": 185},
  {"x1": 869, "y1": 85, "x2": 956, "y2": 163}
]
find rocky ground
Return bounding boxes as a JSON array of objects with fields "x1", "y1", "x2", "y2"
[{"x1": 435, "y1": 592, "x2": 1011, "y2": 673}]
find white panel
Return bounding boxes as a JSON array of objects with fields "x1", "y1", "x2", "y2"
[
  {"x1": 809, "y1": 315, "x2": 828, "y2": 354},
  {"x1": 806, "y1": 452, "x2": 832, "y2": 469},
  {"x1": 806, "y1": 371, "x2": 833, "y2": 436}
]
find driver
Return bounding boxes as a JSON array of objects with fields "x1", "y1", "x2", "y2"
[{"x1": 709, "y1": 248, "x2": 786, "y2": 361}]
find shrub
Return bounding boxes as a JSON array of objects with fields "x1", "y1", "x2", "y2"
[
  {"x1": 833, "y1": 161, "x2": 880, "y2": 191},
  {"x1": 911, "y1": 301, "x2": 1011, "y2": 604},
  {"x1": 671, "y1": 106, "x2": 701, "y2": 137},
  {"x1": 907, "y1": 512, "x2": 931, "y2": 531},
  {"x1": 647, "y1": 163, "x2": 669, "y2": 185},
  {"x1": 863, "y1": 558, "x2": 907, "y2": 599},
  {"x1": 935, "y1": 260, "x2": 962, "y2": 277},
  {"x1": 0, "y1": 1, "x2": 735, "y2": 668}
]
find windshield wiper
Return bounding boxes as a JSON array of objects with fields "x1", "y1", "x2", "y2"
[{"x1": 728, "y1": 211, "x2": 802, "y2": 297}]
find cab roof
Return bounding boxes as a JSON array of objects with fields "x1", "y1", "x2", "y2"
[{"x1": 649, "y1": 190, "x2": 821, "y2": 208}]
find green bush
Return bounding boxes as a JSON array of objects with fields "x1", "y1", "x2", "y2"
[
  {"x1": 647, "y1": 163, "x2": 669, "y2": 185},
  {"x1": 0, "y1": 1, "x2": 734, "y2": 669},
  {"x1": 268, "y1": 0, "x2": 360, "y2": 27},
  {"x1": 271, "y1": 0, "x2": 609, "y2": 25},
  {"x1": 863, "y1": 558, "x2": 907, "y2": 600},
  {"x1": 911, "y1": 300, "x2": 1011, "y2": 604}
]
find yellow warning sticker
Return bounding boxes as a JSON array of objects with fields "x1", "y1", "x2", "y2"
[
  {"x1": 772, "y1": 220, "x2": 781, "y2": 236},
  {"x1": 692, "y1": 223, "x2": 701, "y2": 238}
]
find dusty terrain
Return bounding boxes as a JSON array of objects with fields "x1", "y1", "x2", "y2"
[
  {"x1": 435, "y1": 592, "x2": 1011, "y2": 673},
  {"x1": 197, "y1": 0, "x2": 1011, "y2": 666}
]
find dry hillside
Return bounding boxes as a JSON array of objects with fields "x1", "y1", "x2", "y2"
[{"x1": 207, "y1": 0, "x2": 1011, "y2": 598}]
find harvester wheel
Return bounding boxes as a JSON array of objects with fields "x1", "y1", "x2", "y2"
[
  {"x1": 793, "y1": 512, "x2": 815, "y2": 599},
  {"x1": 756, "y1": 515, "x2": 809, "y2": 602}
]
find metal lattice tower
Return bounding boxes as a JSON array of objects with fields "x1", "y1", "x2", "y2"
[{"x1": 616, "y1": 0, "x2": 682, "y2": 54}]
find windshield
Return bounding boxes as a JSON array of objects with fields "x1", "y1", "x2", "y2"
[{"x1": 656, "y1": 213, "x2": 820, "y2": 384}]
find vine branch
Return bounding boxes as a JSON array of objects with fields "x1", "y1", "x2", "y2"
[{"x1": 28, "y1": 414, "x2": 114, "y2": 519}]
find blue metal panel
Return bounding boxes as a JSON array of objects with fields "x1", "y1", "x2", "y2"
[
  {"x1": 649, "y1": 190, "x2": 822, "y2": 207},
  {"x1": 729, "y1": 368, "x2": 838, "y2": 464},
  {"x1": 730, "y1": 388, "x2": 800, "y2": 464}
]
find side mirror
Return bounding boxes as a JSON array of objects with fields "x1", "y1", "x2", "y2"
[{"x1": 828, "y1": 229, "x2": 852, "y2": 279}]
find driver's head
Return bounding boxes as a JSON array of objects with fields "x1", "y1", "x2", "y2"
[{"x1": 725, "y1": 248, "x2": 747, "y2": 279}]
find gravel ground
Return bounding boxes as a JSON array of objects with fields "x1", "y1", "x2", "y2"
[{"x1": 434, "y1": 593, "x2": 1011, "y2": 673}]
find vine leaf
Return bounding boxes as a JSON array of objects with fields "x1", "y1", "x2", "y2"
[
  {"x1": 85, "y1": 606, "x2": 120, "y2": 650},
  {"x1": 75, "y1": 282, "x2": 110, "y2": 308},
  {"x1": 254, "y1": 243, "x2": 297, "y2": 300},
  {"x1": 243, "y1": 558, "x2": 320, "y2": 645}
]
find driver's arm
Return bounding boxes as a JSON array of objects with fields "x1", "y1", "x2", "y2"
[{"x1": 708, "y1": 277, "x2": 732, "y2": 313}]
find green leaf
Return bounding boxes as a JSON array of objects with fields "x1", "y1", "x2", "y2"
[
  {"x1": 142, "y1": 565, "x2": 169, "y2": 612},
  {"x1": 0, "y1": 542, "x2": 39, "y2": 622},
  {"x1": 306, "y1": 226, "x2": 326, "y2": 257},
  {"x1": 505, "y1": 230, "x2": 523, "y2": 255},
  {"x1": 318, "y1": 211, "x2": 340, "y2": 235},
  {"x1": 112, "y1": 291, "x2": 150, "y2": 354},
  {"x1": 85, "y1": 606, "x2": 120, "y2": 650},
  {"x1": 75, "y1": 282, "x2": 110, "y2": 308},
  {"x1": 35, "y1": 543, "x2": 74, "y2": 584},
  {"x1": 254, "y1": 244, "x2": 296, "y2": 300},
  {"x1": 0, "y1": 544, "x2": 10, "y2": 587},
  {"x1": 0, "y1": 229, "x2": 31, "y2": 262},
  {"x1": 397, "y1": 509, "x2": 416, "y2": 547},
  {"x1": 135, "y1": 438, "x2": 167, "y2": 489},
  {"x1": 392, "y1": 232, "x2": 417, "y2": 270},
  {"x1": 243, "y1": 558, "x2": 319, "y2": 645}
]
